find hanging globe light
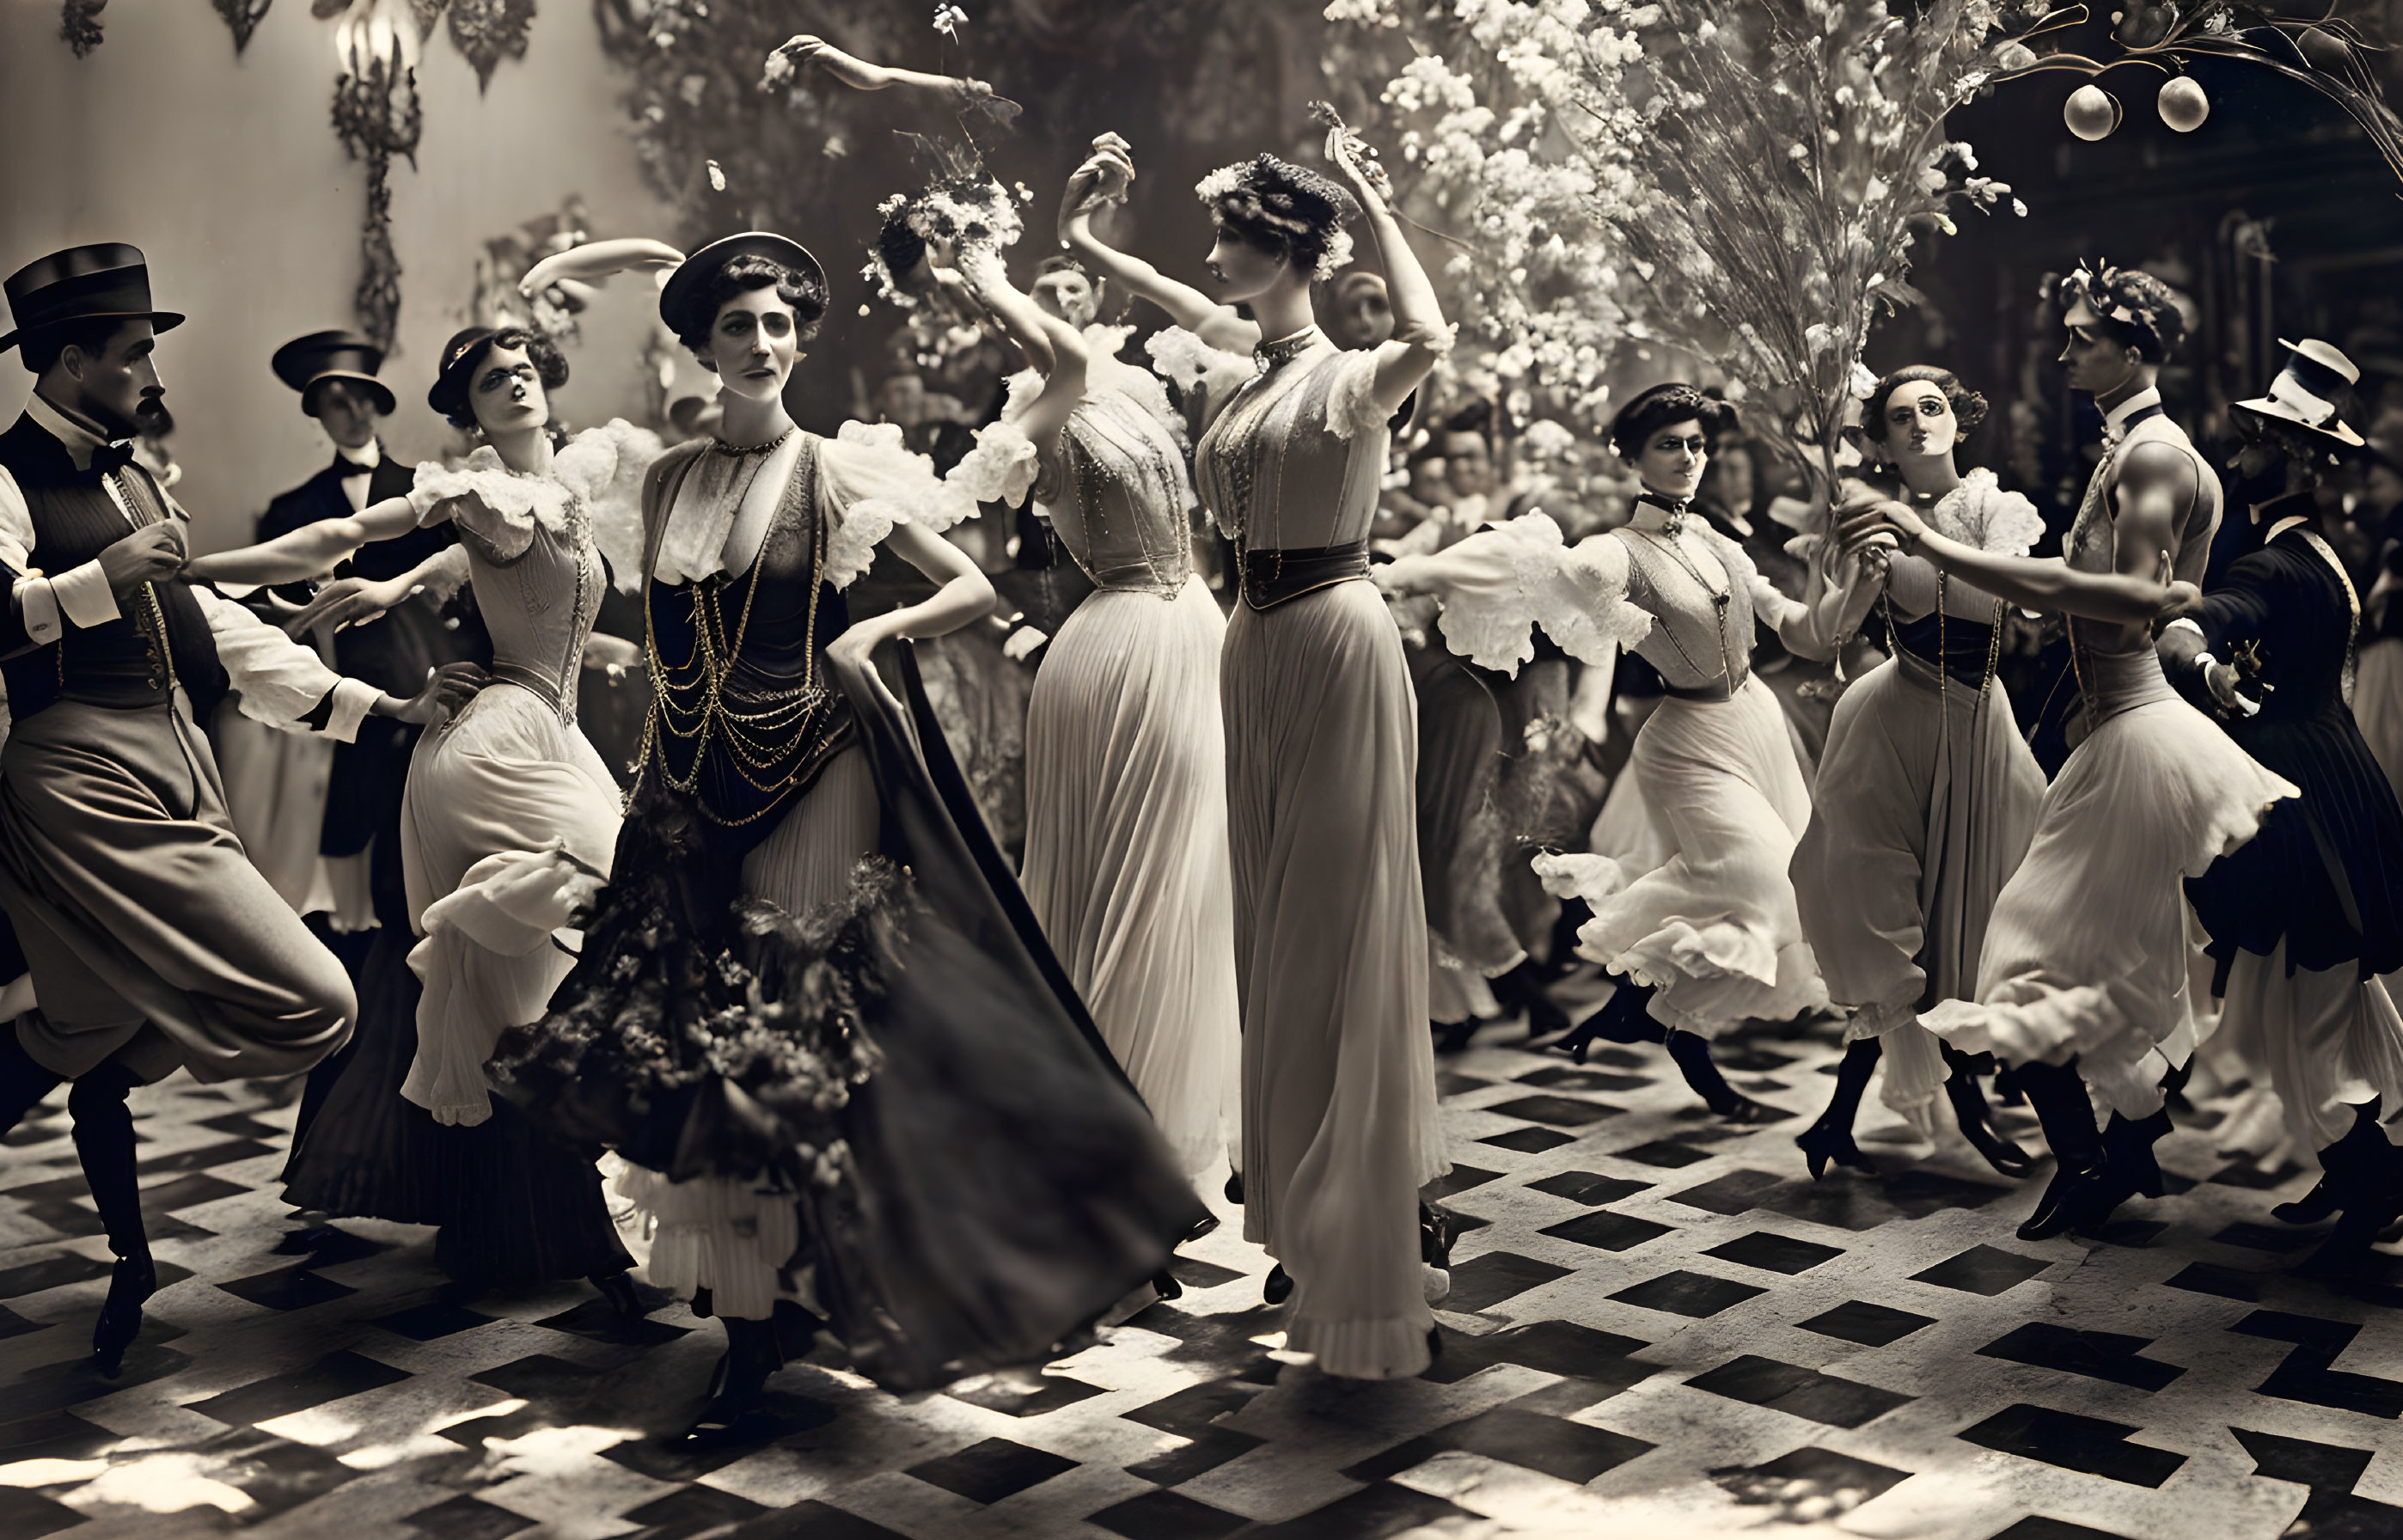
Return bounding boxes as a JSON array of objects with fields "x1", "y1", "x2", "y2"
[
  {"x1": 2065, "y1": 84, "x2": 2123, "y2": 141},
  {"x1": 2158, "y1": 76, "x2": 2210, "y2": 131}
]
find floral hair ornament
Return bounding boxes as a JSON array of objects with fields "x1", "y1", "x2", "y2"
[
  {"x1": 865, "y1": 131, "x2": 1026, "y2": 309},
  {"x1": 1195, "y1": 142, "x2": 1362, "y2": 284},
  {"x1": 2060, "y1": 260, "x2": 2144, "y2": 329}
]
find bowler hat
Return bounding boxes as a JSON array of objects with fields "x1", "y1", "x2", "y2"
[
  {"x1": 2, "y1": 243, "x2": 185, "y2": 353},
  {"x1": 272, "y1": 329, "x2": 397, "y2": 418}
]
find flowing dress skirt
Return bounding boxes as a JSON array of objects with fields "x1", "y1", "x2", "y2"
[
  {"x1": 397, "y1": 683, "x2": 621, "y2": 1127},
  {"x1": 1537, "y1": 675, "x2": 1827, "y2": 1037},
  {"x1": 2355, "y1": 636, "x2": 2403, "y2": 809},
  {"x1": 1224, "y1": 579, "x2": 1444, "y2": 1381},
  {"x1": 1791, "y1": 651, "x2": 2047, "y2": 1129},
  {"x1": 1922, "y1": 649, "x2": 2296, "y2": 1117},
  {"x1": 1021, "y1": 574, "x2": 1238, "y2": 1177}
]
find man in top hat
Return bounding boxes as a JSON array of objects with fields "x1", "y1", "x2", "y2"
[
  {"x1": 0, "y1": 242, "x2": 479, "y2": 1372},
  {"x1": 2160, "y1": 339, "x2": 2403, "y2": 1275},
  {"x1": 224, "y1": 333, "x2": 481, "y2": 969}
]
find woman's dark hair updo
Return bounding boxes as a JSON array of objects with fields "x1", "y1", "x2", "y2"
[
  {"x1": 437, "y1": 327, "x2": 569, "y2": 430},
  {"x1": 1608, "y1": 382, "x2": 1737, "y2": 461},
  {"x1": 1195, "y1": 155, "x2": 1362, "y2": 282},
  {"x1": 1862, "y1": 365, "x2": 1988, "y2": 443},
  {"x1": 676, "y1": 253, "x2": 829, "y2": 362}
]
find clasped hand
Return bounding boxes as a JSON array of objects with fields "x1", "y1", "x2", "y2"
[{"x1": 99, "y1": 521, "x2": 187, "y2": 596}]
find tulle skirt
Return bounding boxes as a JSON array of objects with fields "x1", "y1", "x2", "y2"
[
  {"x1": 1791, "y1": 651, "x2": 2047, "y2": 1130},
  {"x1": 1224, "y1": 580, "x2": 1443, "y2": 1381},
  {"x1": 397, "y1": 683, "x2": 621, "y2": 1127},
  {"x1": 1021, "y1": 576, "x2": 1238, "y2": 1177},
  {"x1": 1921, "y1": 648, "x2": 2296, "y2": 1118},
  {"x1": 1536, "y1": 675, "x2": 1827, "y2": 1038}
]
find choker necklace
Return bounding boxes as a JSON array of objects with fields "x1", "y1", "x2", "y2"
[
  {"x1": 712, "y1": 425, "x2": 797, "y2": 457},
  {"x1": 1636, "y1": 490, "x2": 1691, "y2": 535},
  {"x1": 1255, "y1": 328, "x2": 1320, "y2": 374}
]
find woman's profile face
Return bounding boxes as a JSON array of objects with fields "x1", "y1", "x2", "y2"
[
  {"x1": 1205, "y1": 225, "x2": 1289, "y2": 304},
  {"x1": 1880, "y1": 380, "x2": 1958, "y2": 462},
  {"x1": 469, "y1": 345, "x2": 550, "y2": 437},
  {"x1": 709, "y1": 286, "x2": 801, "y2": 402},
  {"x1": 1633, "y1": 417, "x2": 1709, "y2": 501}
]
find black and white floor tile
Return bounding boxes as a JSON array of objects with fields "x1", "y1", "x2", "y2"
[{"x1": 4, "y1": 1020, "x2": 2402, "y2": 1539}]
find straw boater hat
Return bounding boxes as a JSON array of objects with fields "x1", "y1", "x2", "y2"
[{"x1": 2233, "y1": 339, "x2": 2366, "y2": 449}]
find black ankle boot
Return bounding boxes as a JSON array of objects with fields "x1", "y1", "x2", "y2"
[
  {"x1": 91, "y1": 1254, "x2": 156, "y2": 1378},
  {"x1": 1262, "y1": 1264, "x2": 1293, "y2": 1305},
  {"x1": 687, "y1": 1317, "x2": 782, "y2": 1437},
  {"x1": 2010, "y1": 1059, "x2": 2106, "y2": 1240},
  {"x1": 1490, "y1": 959, "x2": 1569, "y2": 1039},
  {"x1": 1797, "y1": 1039, "x2": 1881, "y2": 1179},
  {"x1": 1943, "y1": 1054, "x2": 2038, "y2": 1179},
  {"x1": 2276, "y1": 1102, "x2": 2385, "y2": 1225},
  {"x1": 1667, "y1": 1031, "x2": 1780, "y2": 1123}
]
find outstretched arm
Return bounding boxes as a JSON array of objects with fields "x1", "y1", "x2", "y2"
[
  {"x1": 182, "y1": 493, "x2": 423, "y2": 586},
  {"x1": 1059, "y1": 136, "x2": 1257, "y2": 353},
  {"x1": 772, "y1": 34, "x2": 999, "y2": 103},
  {"x1": 1839, "y1": 444, "x2": 2193, "y2": 626}
]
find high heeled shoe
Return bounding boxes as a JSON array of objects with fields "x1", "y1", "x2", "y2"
[
  {"x1": 1151, "y1": 1268, "x2": 1184, "y2": 1302},
  {"x1": 590, "y1": 1269, "x2": 646, "y2": 1319},
  {"x1": 1262, "y1": 1264, "x2": 1293, "y2": 1305},
  {"x1": 2272, "y1": 1175, "x2": 2341, "y2": 1226},
  {"x1": 91, "y1": 1254, "x2": 156, "y2": 1379},
  {"x1": 1795, "y1": 1121, "x2": 1877, "y2": 1182},
  {"x1": 1420, "y1": 1205, "x2": 1456, "y2": 1269}
]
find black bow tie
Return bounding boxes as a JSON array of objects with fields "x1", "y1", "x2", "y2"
[
  {"x1": 87, "y1": 441, "x2": 136, "y2": 477},
  {"x1": 335, "y1": 458, "x2": 374, "y2": 478}
]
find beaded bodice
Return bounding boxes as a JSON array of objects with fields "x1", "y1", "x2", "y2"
[
  {"x1": 1045, "y1": 391, "x2": 1192, "y2": 596},
  {"x1": 637, "y1": 433, "x2": 857, "y2": 833},
  {"x1": 1610, "y1": 516, "x2": 1760, "y2": 694},
  {"x1": 1194, "y1": 331, "x2": 1384, "y2": 553}
]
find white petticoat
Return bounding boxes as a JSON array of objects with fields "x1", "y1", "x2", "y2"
[{"x1": 1534, "y1": 675, "x2": 1829, "y2": 1037}]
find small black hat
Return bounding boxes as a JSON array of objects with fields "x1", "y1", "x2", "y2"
[
  {"x1": 427, "y1": 326, "x2": 505, "y2": 422},
  {"x1": 657, "y1": 232, "x2": 826, "y2": 340},
  {"x1": 2, "y1": 242, "x2": 186, "y2": 353},
  {"x1": 272, "y1": 329, "x2": 396, "y2": 418}
]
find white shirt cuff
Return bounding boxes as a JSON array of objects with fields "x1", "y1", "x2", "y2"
[
  {"x1": 50, "y1": 560, "x2": 119, "y2": 630},
  {"x1": 15, "y1": 576, "x2": 61, "y2": 645},
  {"x1": 324, "y1": 676, "x2": 380, "y2": 743}
]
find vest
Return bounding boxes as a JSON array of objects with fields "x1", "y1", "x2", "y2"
[{"x1": 0, "y1": 413, "x2": 229, "y2": 724}]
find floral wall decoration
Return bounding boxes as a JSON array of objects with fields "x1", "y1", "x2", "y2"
[
  {"x1": 215, "y1": 0, "x2": 276, "y2": 52},
  {"x1": 1327, "y1": 0, "x2": 2064, "y2": 493},
  {"x1": 59, "y1": 0, "x2": 105, "y2": 58}
]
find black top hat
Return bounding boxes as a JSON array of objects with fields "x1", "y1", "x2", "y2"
[
  {"x1": 657, "y1": 232, "x2": 827, "y2": 341},
  {"x1": 426, "y1": 326, "x2": 504, "y2": 423},
  {"x1": 272, "y1": 329, "x2": 397, "y2": 418},
  {"x1": 2, "y1": 242, "x2": 186, "y2": 353}
]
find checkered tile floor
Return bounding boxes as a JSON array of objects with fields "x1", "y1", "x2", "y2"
[{"x1": 5, "y1": 1018, "x2": 2403, "y2": 1539}]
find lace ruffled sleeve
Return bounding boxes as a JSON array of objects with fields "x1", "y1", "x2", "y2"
[
  {"x1": 1146, "y1": 327, "x2": 1252, "y2": 419},
  {"x1": 553, "y1": 419, "x2": 664, "y2": 594},
  {"x1": 945, "y1": 419, "x2": 1042, "y2": 510},
  {"x1": 1941, "y1": 469, "x2": 2045, "y2": 557},
  {"x1": 1323, "y1": 347, "x2": 1392, "y2": 442},
  {"x1": 408, "y1": 448, "x2": 564, "y2": 564},
  {"x1": 818, "y1": 420, "x2": 977, "y2": 590},
  {"x1": 1379, "y1": 511, "x2": 1650, "y2": 675}
]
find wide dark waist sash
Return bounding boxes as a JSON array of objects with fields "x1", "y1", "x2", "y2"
[
  {"x1": 1239, "y1": 540, "x2": 1371, "y2": 610},
  {"x1": 1891, "y1": 612, "x2": 1998, "y2": 690}
]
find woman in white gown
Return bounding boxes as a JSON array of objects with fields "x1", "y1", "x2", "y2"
[
  {"x1": 1064, "y1": 123, "x2": 1453, "y2": 1379},
  {"x1": 185, "y1": 326, "x2": 654, "y2": 1310},
  {"x1": 1381, "y1": 383, "x2": 1880, "y2": 1121},
  {"x1": 1788, "y1": 367, "x2": 2049, "y2": 1181},
  {"x1": 1837, "y1": 263, "x2": 2296, "y2": 1240},
  {"x1": 932, "y1": 230, "x2": 1239, "y2": 1185}
]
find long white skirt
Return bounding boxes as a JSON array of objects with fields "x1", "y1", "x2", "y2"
[
  {"x1": 1791, "y1": 650, "x2": 2047, "y2": 1132},
  {"x1": 1537, "y1": 675, "x2": 1827, "y2": 1037},
  {"x1": 1922, "y1": 648, "x2": 2296, "y2": 1118},
  {"x1": 2355, "y1": 638, "x2": 2403, "y2": 810},
  {"x1": 398, "y1": 683, "x2": 621, "y2": 1126},
  {"x1": 2217, "y1": 944, "x2": 2403, "y2": 1158},
  {"x1": 1022, "y1": 576, "x2": 1238, "y2": 1177}
]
